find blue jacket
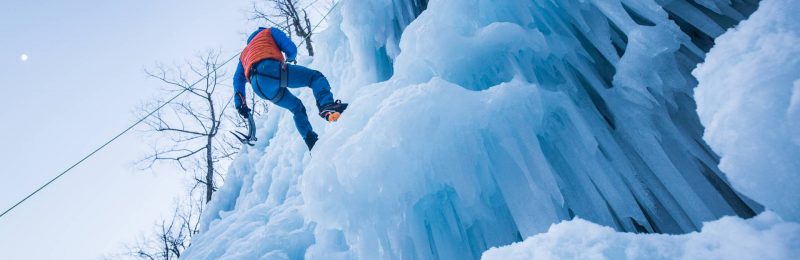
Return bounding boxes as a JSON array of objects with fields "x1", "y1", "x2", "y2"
[{"x1": 233, "y1": 27, "x2": 298, "y2": 108}]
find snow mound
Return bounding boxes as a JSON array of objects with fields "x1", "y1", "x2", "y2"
[
  {"x1": 694, "y1": 0, "x2": 800, "y2": 221},
  {"x1": 182, "y1": 0, "x2": 769, "y2": 259},
  {"x1": 482, "y1": 211, "x2": 800, "y2": 260}
]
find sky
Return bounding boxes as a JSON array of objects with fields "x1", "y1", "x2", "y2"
[{"x1": 0, "y1": 0, "x2": 264, "y2": 258}]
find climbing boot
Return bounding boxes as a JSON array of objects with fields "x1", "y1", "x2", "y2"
[
  {"x1": 304, "y1": 132, "x2": 319, "y2": 151},
  {"x1": 319, "y1": 100, "x2": 348, "y2": 122}
]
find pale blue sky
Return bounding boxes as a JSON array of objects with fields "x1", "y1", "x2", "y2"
[{"x1": 0, "y1": 0, "x2": 259, "y2": 258}]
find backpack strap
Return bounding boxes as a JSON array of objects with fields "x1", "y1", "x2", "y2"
[{"x1": 271, "y1": 64, "x2": 288, "y2": 102}]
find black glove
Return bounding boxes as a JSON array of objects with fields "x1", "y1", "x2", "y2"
[{"x1": 237, "y1": 105, "x2": 251, "y2": 118}]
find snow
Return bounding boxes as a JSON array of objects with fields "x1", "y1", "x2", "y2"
[
  {"x1": 180, "y1": 0, "x2": 781, "y2": 259},
  {"x1": 482, "y1": 211, "x2": 800, "y2": 260},
  {"x1": 694, "y1": 0, "x2": 800, "y2": 221}
]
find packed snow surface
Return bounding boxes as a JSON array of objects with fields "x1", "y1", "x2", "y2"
[
  {"x1": 695, "y1": 0, "x2": 800, "y2": 221},
  {"x1": 182, "y1": 0, "x2": 773, "y2": 259},
  {"x1": 482, "y1": 211, "x2": 800, "y2": 260}
]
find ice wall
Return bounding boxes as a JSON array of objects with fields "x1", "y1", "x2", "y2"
[
  {"x1": 183, "y1": 0, "x2": 765, "y2": 259},
  {"x1": 694, "y1": 0, "x2": 800, "y2": 221}
]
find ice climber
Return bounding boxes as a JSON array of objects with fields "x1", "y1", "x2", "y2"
[{"x1": 233, "y1": 27, "x2": 348, "y2": 150}]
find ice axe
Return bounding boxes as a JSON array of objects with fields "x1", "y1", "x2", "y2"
[{"x1": 232, "y1": 111, "x2": 258, "y2": 147}]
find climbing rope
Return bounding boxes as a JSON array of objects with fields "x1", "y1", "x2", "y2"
[
  {"x1": 298, "y1": 0, "x2": 339, "y2": 46},
  {"x1": 0, "y1": 0, "x2": 342, "y2": 220},
  {"x1": 0, "y1": 53, "x2": 239, "y2": 219}
]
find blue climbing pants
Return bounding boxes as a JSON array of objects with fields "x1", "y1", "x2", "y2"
[{"x1": 249, "y1": 59, "x2": 335, "y2": 138}]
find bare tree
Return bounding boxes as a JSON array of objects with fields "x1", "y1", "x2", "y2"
[
  {"x1": 252, "y1": 0, "x2": 316, "y2": 56},
  {"x1": 123, "y1": 197, "x2": 205, "y2": 260},
  {"x1": 138, "y1": 49, "x2": 241, "y2": 203},
  {"x1": 121, "y1": 48, "x2": 272, "y2": 260}
]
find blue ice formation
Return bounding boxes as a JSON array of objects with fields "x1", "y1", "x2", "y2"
[{"x1": 182, "y1": 0, "x2": 767, "y2": 259}]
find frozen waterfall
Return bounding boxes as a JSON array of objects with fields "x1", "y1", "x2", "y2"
[{"x1": 182, "y1": 0, "x2": 768, "y2": 259}]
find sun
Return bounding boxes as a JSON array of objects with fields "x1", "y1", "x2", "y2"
[{"x1": 20, "y1": 54, "x2": 28, "y2": 61}]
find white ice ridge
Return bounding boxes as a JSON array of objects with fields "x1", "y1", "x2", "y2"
[
  {"x1": 183, "y1": 0, "x2": 767, "y2": 259},
  {"x1": 482, "y1": 211, "x2": 800, "y2": 260}
]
